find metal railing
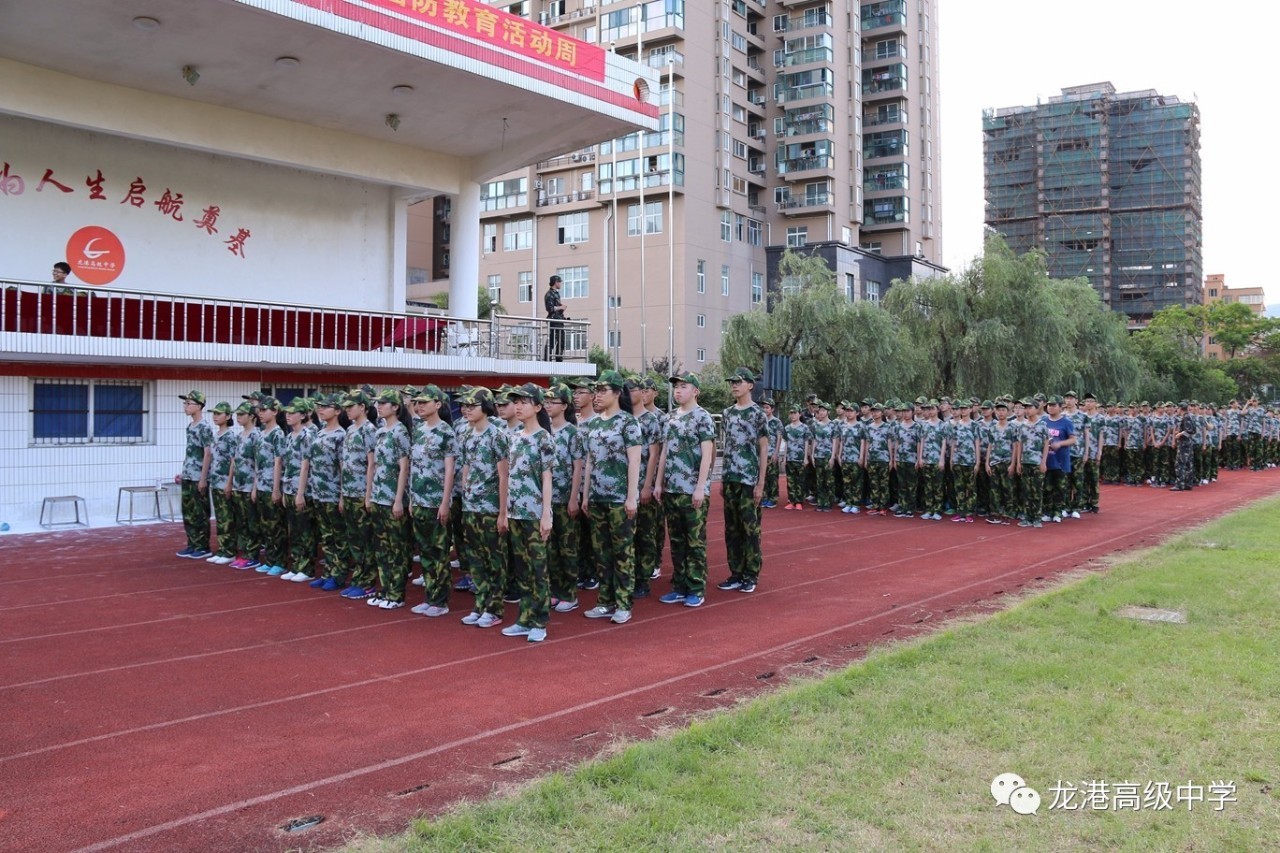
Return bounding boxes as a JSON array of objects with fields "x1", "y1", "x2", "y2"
[{"x1": 0, "y1": 279, "x2": 590, "y2": 364}]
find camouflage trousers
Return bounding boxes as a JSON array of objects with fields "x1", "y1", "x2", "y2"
[
  {"x1": 952, "y1": 465, "x2": 976, "y2": 516},
  {"x1": 988, "y1": 465, "x2": 1015, "y2": 519},
  {"x1": 1020, "y1": 467, "x2": 1045, "y2": 521},
  {"x1": 664, "y1": 492, "x2": 709, "y2": 597},
  {"x1": 1123, "y1": 448, "x2": 1143, "y2": 485},
  {"x1": 181, "y1": 480, "x2": 211, "y2": 551},
  {"x1": 1222, "y1": 436, "x2": 1242, "y2": 469},
  {"x1": 588, "y1": 502, "x2": 634, "y2": 611},
  {"x1": 866, "y1": 461, "x2": 891, "y2": 510},
  {"x1": 311, "y1": 501, "x2": 343, "y2": 580},
  {"x1": 634, "y1": 495, "x2": 665, "y2": 593},
  {"x1": 1207, "y1": 446, "x2": 1219, "y2": 480},
  {"x1": 449, "y1": 495, "x2": 467, "y2": 574},
  {"x1": 577, "y1": 507, "x2": 596, "y2": 584},
  {"x1": 784, "y1": 460, "x2": 806, "y2": 505},
  {"x1": 1246, "y1": 433, "x2": 1264, "y2": 469},
  {"x1": 893, "y1": 463, "x2": 917, "y2": 513},
  {"x1": 1153, "y1": 446, "x2": 1174, "y2": 485},
  {"x1": 1043, "y1": 469, "x2": 1067, "y2": 517},
  {"x1": 764, "y1": 459, "x2": 780, "y2": 503},
  {"x1": 974, "y1": 465, "x2": 992, "y2": 515},
  {"x1": 1064, "y1": 462, "x2": 1083, "y2": 512},
  {"x1": 1100, "y1": 446, "x2": 1121, "y2": 484},
  {"x1": 283, "y1": 493, "x2": 315, "y2": 577},
  {"x1": 842, "y1": 460, "x2": 865, "y2": 507},
  {"x1": 722, "y1": 481, "x2": 762, "y2": 584},
  {"x1": 462, "y1": 512, "x2": 504, "y2": 616},
  {"x1": 340, "y1": 497, "x2": 376, "y2": 587},
  {"x1": 508, "y1": 518, "x2": 549, "y2": 629},
  {"x1": 548, "y1": 502, "x2": 580, "y2": 602},
  {"x1": 813, "y1": 459, "x2": 835, "y2": 509},
  {"x1": 1081, "y1": 460, "x2": 1100, "y2": 511},
  {"x1": 230, "y1": 490, "x2": 259, "y2": 556},
  {"x1": 257, "y1": 496, "x2": 286, "y2": 568},
  {"x1": 919, "y1": 466, "x2": 944, "y2": 515},
  {"x1": 369, "y1": 502, "x2": 410, "y2": 603},
  {"x1": 412, "y1": 505, "x2": 451, "y2": 607},
  {"x1": 210, "y1": 488, "x2": 234, "y2": 558}
]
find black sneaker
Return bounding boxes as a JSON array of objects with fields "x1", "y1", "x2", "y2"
[
  {"x1": 738, "y1": 581, "x2": 757, "y2": 593},
  {"x1": 633, "y1": 587, "x2": 651, "y2": 598},
  {"x1": 580, "y1": 577, "x2": 600, "y2": 591},
  {"x1": 717, "y1": 577, "x2": 742, "y2": 591}
]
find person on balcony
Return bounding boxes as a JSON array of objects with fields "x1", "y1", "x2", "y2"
[{"x1": 544, "y1": 274, "x2": 568, "y2": 361}]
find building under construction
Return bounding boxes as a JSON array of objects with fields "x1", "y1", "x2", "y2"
[{"x1": 983, "y1": 82, "x2": 1202, "y2": 327}]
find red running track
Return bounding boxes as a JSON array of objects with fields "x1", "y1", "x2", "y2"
[{"x1": 2, "y1": 472, "x2": 1277, "y2": 852}]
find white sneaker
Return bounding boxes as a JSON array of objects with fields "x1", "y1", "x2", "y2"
[
  {"x1": 424, "y1": 605, "x2": 449, "y2": 617},
  {"x1": 460, "y1": 611, "x2": 482, "y2": 625},
  {"x1": 650, "y1": 568, "x2": 661, "y2": 579},
  {"x1": 611, "y1": 609, "x2": 632, "y2": 624},
  {"x1": 279, "y1": 571, "x2": 297, "y2": 581},
  {"x1": 378, "y1": 599, "x2": 404, "y2": 610},
  {"x1": 584, "y1": 606, "x2": 614, "y2": 619},
  {"x1": 1052, "y1": 515, "x2": 1062, "y2": 523},
  {"x1": 1070, "y1": 511, "x2": 1081, "y2": 519},
  {"x1": 501, "y1": 623, "x2": 531, "y2": 637},
  {"x1": 410, "y1": 603, "x2": 431, "y2": 614},
  {"x1": 367, "y1": 597, "x2": 385, "y2": 607},
  {"x1": 527, "y1": 627, "x2": 547, "y2": 643},
  {"x1": 412, "y1": 576, "x2": 425, "y2": 586},
  {"x1": 449, "y1": 559, "x2": 461, "y2": 569},
  {"x1": 290, "y1": 573, "x2": 312, "y2": 583},
  {"x1": 554, "y1": 599, "x2": 579, "y2": 613},
  {"x1": 475, "y1": 612, "x2": 502, "y2": 628}
]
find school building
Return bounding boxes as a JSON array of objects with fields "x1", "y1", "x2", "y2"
[{"x1": 0, "y1": 0, "x2": 657, "y2": 530}]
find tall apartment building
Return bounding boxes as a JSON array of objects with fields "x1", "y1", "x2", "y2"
[
  {"x1": 408, "y1": 0, "x2": 945, "y2": 371},
  {"x1": 983, "y1": 82, "x2": 1202, "y2": 329},
  {"x1": 1203, "y1": 273, "x2": 1266, "y2": 360}
]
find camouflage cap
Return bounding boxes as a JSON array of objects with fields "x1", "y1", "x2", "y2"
[
  {"x1": 761, "y1": 397, "x2": 776, "y2": 407},
  {"x1": 545, "y1": 383, "x2": 573, "y2": 404},
  {"x1": 640, "y1": 376, "x2": 658, "y2": 391},
  {"x1": 507, "y1": 382, "x2": 545, "y2": 404},
  {"x1": 815, "y1": 399, "x2": 833, "y2": 411},
  {"x1": 343, "y1": 390, "x2": 372, "y2": 408},
  {"x1": 210, "y1": 401, "x2": 233, "y2": 415},
  {"x1": 315, "y1": 392, "x2": 345, "y2": 409},
  {"x1": 981, "y1": 400, "x2": 994, "y2": 409},
  {"x1": 400, "y1": 384, "x2": 420, "y2": 397},
  {"x1": 725, "y1": 367, "x2": 759, "y2": 383},
  {"x1": 374, "y1": 388, "x2": 402, "y2": 406},
  {"x1": 872, "y1": 403, "x2": 886, "y2": 411},
  {"x1": 564, "y1": 377, "x2": 594, "y2": 390},
  {"x1": 179, "y1": 389, "x2": 207, "y2": 406},
  {"x1": 258, "y1": 395, "x2": 281, "y2": 411},
  {"x1": 1046, "y1": 395, "x2": 1065, "y2": 406},
  {"x1": 241, "y1": 390, "x2": 266, "y2": 403},
  {"x1": 839, "y1": 400, "x2": 854, "y2": 410},
  {"x1": 234, "y1": 401, "x2": 255, "y2": 415},
  {"x1": 283, "y1": 400, "x2": 309, "y2": 415},
  {"x1": 411, "y1": 384, "x2": 448, "y2": 404},
  {"x1": 457, "y1": 386, "x2": 495, "y2": 406},
  {"x1": 669, "y1": 371, "x2": 701, "y2": 389},
  {"x1": 1064, "y1": 390, "x2": 1079, "y2": 398},
  {"x1": 1082, "y1": 392, "x2": 1097, "y2": 401},
  {"x1": 593, "y1": 370, "x2": 626, "y2": 390}
]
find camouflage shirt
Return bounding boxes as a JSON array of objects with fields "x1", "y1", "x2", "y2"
[
  {"x1": 306, "y1": 426, "x2": 345, "y2": 504},
  {"x1": 181, "y1": 419, "x2": 214, "y2": 481},
  {"x1": 1149, "y1": 414, "x2": 1173, "y2": 446},
  {"x1": 864, "y1": 421, "x2": 893, "y2": 464},
  {"x1": 987, "y1": 421, "x2": 1017, "y2": 465},
  {"x1": 662, "y1": 406, "x2": 717, "y2": 497},
  {"x1": 1120, "y1": 415, "x2": 1144, "y2": 447},
  {"x1": 584, "y1": 411, "x2": 642, "y2": 503},
  {"x1": 809, "y1": 420, "x2": 838, "y2": 461},
  {"x1": 340, "y1": 421, "x2": 377, "y2": 499},
  {"x1": 254, "y1": 425, "x2": 286, "y2": 492},
  {"x1": 950, "y1": 419, "x2": 980, "y2": 467},
  {"x1": 369, "y1": 422, "x2": 410, "y2": 507},
  {"x1": 893, "y1": 419, "x2": 920, "y2": 464},
  {"x1": 461, "y1": 423, "x2": 511, "y2": 514},
  {"x1": 1097, "y1": 414, "x2": 1120, "y2": 447},
  {"x1": 764, "y1": 415, "x2": 784, "y2": 458},
  {"x1": 783, "y1": 422, "x2": 811, "y2": 463},
  {"x1": 918, "y1": 420, "x2": 946, "y2": 465},
  {"x1": 230, "y1": 428, "x2": 259, "y2": 493},
  {"x1": 720, "y1": 403, "x2": 768, "y2": 485},
  {"x1": 550, "y1": 422, "x2": 582, "y2": 505},
  {"x1": 507, "y1": 427, "x2": 556, "y2": 521},
  {"x1": 281, "y1": 428, "x2": 313, "y2": 495},
  {"x1": 410, "y1": 420, "x2": 457, "y2": 509},
  {"x1": 839, "y1": 420, "x2": 866, "y2": 465},
  {"x1": 208, "y1": 427, "x2": 237, "y2": 490},
  {"x1": 1067, "y1": 410, "x2": 1088, "y2": 458},
  {"x1": 637, "y1": 409, "x2": 666, "y2": 485},
  {"x1": 1019, "y1": 420, "x2": 1049, "y2": 466},
  {"x1": 1223, "y1": 409, "x2": 1241, "y2": 436}
]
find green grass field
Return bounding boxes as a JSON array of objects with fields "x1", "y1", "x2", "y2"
[{"x1": 352, "y1": 498, "x2": 1280, "y2": 852}]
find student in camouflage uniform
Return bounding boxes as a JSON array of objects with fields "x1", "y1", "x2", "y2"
[
  {"x1": 204, "y1": 402, "x2": 238, "y2": 563},
  {"x1": 570, "y1": 379, "x2": 599, "y2": 589},
  {"x1": 176, "y1": 390, "x2": 214, "y2": 559},
  {"x1": 655, "y1": 373, "x2": 716, "y2": 606},
  {"x1": 806, "y1": 401, "x2": 838, "y2": 512},
  {"x1": 1098, "y1": 402, "x2": 1121, "y2": 484},
  {"x1": 984, "y1": 401, "x2": 1017, "y2": 525},
  {"x1": 280, "y1": 400, "x2": 316, "y2": 581},
  {"x1": 632, "y1": 378, "x2": 665, "y2": 598},
  {"x1": 1243, "y1": 398, "x2": 1264, "y2": 470},
  {"x1": 1041, "y1": 395, "x2": 1076, "y2": 523},
  {"x1": 1061, "y1": 392, "x2": 1086, "y2": 515},
  {"x1": 1222, "y1": 400, "x2": 1241, "y2": 470},
  {"x1": 1171, "y1": 402, "x2": 1198, "y2": 490},
  {"x1": 1016, "y1": 398, "x2": 1049, "y2": 527},
  {"x1": 948, "y1": 401, "x2": 980, "y2": 523},
  {"x1": 499, "y1": 384, "x2": 556, "y2": 642},
  {"x1": 836, "y1": 401, "x2": 866, "y2": 514},
  {"x1": 406, "y1": 385, "x2": 456, "y2": 616},
  {"x1": 863, "y1": 404, "x2": 893, "y2": 514},
  {"x1": 717, "y1": 368, "x2": 770, "y2": 592},
  {"x1": 761, "y1": 399, "x2": 783, "y2": 508},
  {"x1": 917, "y1": 401, "x2": 946, "y2": 520},
  {"x1": 1206, "y1": 404, "x2": 1221, "y2": 482},
  {"x1": 782, "y1": 406, "x2": 810, "y2": 510},
  {"x1": 544, "y1": 383, "x2": 583, "y2": 613},
  {"x1": 338, "y1": 391, "x2": 378, "y2": 598},
  {"x1": 1148, "y1": 402, "x2": 1174, "y2": 487},
  {"x1": 580, "y1": 370, "x2": 642, "y2": 623},
  {"x1": 302, "y1": 395, "x2": 347, "y2": 591},
  {"x1": 364, "y1": 390, "x2": 411, "y2": 609},
  {"x1": 1120, "y1": 404, "x2": 1144, "y2": 486},
  {"x1": 890, "y1": 401, "x2": 920, "y2": 518},
  {"x1": 227, "y1": 402, "x2": 262, "y2": 568},
  {"x1": 974, "y1": 401, "x2": 995, "y2": 516},
  {"x1": 253, "y1": 397, "x2": 288, "y2": 574},
  {"x1": 1080, "y1": 394, "x2": 1102, "y2": 512},
  {"x1": 458, "y1": 387, "x2": 511, "y2": 628}
]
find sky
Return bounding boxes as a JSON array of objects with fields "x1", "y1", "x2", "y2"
[{"x1": 937, "y1": 0, "x2": 1280, "y2": 305}]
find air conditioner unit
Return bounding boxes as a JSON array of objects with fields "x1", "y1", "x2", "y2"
[
  {"x1": 533, "y1": 180, "x2": 543, "y2": 190},
  {"x1": 571, "y1": 153, "x2": 582, "y2": 162}
]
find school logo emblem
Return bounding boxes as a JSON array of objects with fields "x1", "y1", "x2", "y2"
[{"x1": 66, "y1": 225, "x2": 126, "y2": 285}]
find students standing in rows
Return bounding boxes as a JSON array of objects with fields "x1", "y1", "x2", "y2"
[
  {"x1": 632, "y1": 377, "x2": 665, "y2": 598},
  {"x1": 760, "y1": 399, "x2": 783, "y2": 509},
  {"x1": 303, "y1": 394, "x2": 348, "y2": 591},
  {"x1": 655, "y1": 372, "x2": 716, "y2": 607},
  {"x1": 458, "y1": 387, "x2": 510, "y2": 629},
  {"x1": 253, "y1": 397, "x2": 288, "y2": 575},
  {"x1": 280, "y1": 400, "x2": 316, "y2": 582},
  {"x1": 781, "y1": 405, "x2": 810, "y2": 510},
  {"x1": 407, "y1": 385, "x2": 456, "y2": 617},
  {"x1": 338, "y1": 391, "x2": 378, "y2": 599},
  {"x1": 176, "y1": 390, "x2": 214, "y2": 560},
  {"x1": 205, "y1": 402, "x2": 238, "y2": 564},
  {"x1": 544, "y1": 383, "x2": 583, "y2": 613},
  {"x1": 717, "y1": 368, "x2": 769, "y2": 592},
  {"x1": 500, "y1": 384, "x2": 555, "y2": 642}
]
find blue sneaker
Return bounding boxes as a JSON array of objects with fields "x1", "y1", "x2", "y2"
[
  {"x1": 255, "y1": 563, "x2": 272, "y2": 573},
  {"x1": 683, "y1": 594, "x2": 705, "y2": 608},
  {"x1": 241, "y1": 559, "x2": 262, "y2": 570},
  {"x1": 659, "y1": 591, "x2": 685, "y2": 604},
  {"x1": 320, "y1": 578, "x2": 342, "y2": 591},
  {"x1": 341, "y1": 585, "x2": 373, "y2": 599},
  {"x1": 308, "y1": 576, "x2": 328, "y2": 588},
  {"x1": 266, "y1": 565, "x2": 286, "y2": 576},
  {"x1": 189, "y1": 549, "x2": 212, "y2": 559},
  {"x1": 175, "y1": 547, "x2": 195, "y2": 559}
]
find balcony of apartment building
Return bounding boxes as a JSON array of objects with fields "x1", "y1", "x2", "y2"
[
  {"x1": 776, "y1": 43, "x2": 834, "y2": 72},
  {"x1": 775, "y1": 68, "x2": 835, "y2": 106},
  {"x1": 537, "y1": 149, "x2": 598, "y2": 174},
  {"x1": 863, "y1": 100, "x2": 908, "y2": 130},
  {"x1": 773, "y1": 6, "x2": 833, "y2": 37},
  {"x1": 600, "y1": 8, "x2": 684, "y2": 46},
  {"x1": 598, "y1": 152, "x2": 686, "y2": 198},
  {"x1": 540, "y1": 2, "x2": 596, "y2": 30},
  {"x1": 642, "y1": 46, "x2": 685, "y2": 79},
  {"x1": 781, "y1": 104, "x2": 835, "y2": 139},
  {"x1": 0, "y1": 278, "x2": 594, "y2": 372},
  {"x1": 862, "y1": 196, "x2": 910, "y2": 230},
  {"x1": 776, "y1": 186, "x2": 835, "y2": 216},
  {"x1": 863, "y1": 129, "x2": 908, "y2": 163},
  {"x1": 776, "y1": 141, "x2": 835, "y2": 177},
  {"x1": 862, "y1": 64, "x2": 908, "y2": 101},
  {"x1": 864, "y1": 164, "x2": 909, "y2": 195},
  {"x1": 743, "y1": 54, "x2": 767, "y2": 85},
  {"x1": 861, "y1": 0, "x2": 908, "y2": 36},
  {"x1": 479, "y1": 178, "x2": 532, "y2": 220}
]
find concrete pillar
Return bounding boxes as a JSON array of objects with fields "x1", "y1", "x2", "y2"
[{"x1": 449, "y1": 181, "x2": 481, "y2": 319}]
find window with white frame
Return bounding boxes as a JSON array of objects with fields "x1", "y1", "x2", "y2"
[
  {"x1": 504, "y1": 218, "x2": 533, "y2": 251},
  {"x1": 487, "y1": 274, "x2": 501, "y2": 304},
  {"x1": 31, "y1": 378, "x2": 151, "y2": 446},
  {"x1": 786, "y1": 226, "x2": 808, "y2": 248},
  {"x1": 846, "y1": 272, "x2": 858, "y2": 301},
  {"x1": 557, "y1": 212, "x2": 589, "y2": 244},
  {"x1": 747, "y1": 218, "x2": 762, "y2": 245},
  {"x1": 865, "y1": 279, "x2": 881, "y2": 304},
  {"x1": 608, "y1": 329, "x2": 622, "y2": 348},
  {"x1": 482, "y1": 223, "x2": 498, "y2": 253},
  {"x1": 696, "y1": 347, "x2": 706, "y2": 363},
  {"x1": 720, "y1": 210, "x2": 732, "y2": 242},
  {"x1": 518, "y1": 271, "x2": 533, "y2": 303},
  {"x1": 627, "y1": 201, "x2": 663, "y2": 236},
  {"x1": 752, "y1": 271, "x2": 764, "y2": 304},
  {"x1": 696, "y1": 313, "x2": 706, "y2": 328},
  {"x1": 557, "y1": 265, "x2": 589, "y2": 299},
  {"x1": 721, "y1": 264, "x2": 730, "y2": 296},
  {"x1": 564, "y1": 327, "x2": 587, "y2": 352},
  {"x1": 697, "y1": 259, "x2": 706, "y2": 294}
]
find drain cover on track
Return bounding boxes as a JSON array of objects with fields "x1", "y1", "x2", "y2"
[{"x1": 1116, "y1": 606, "x2": 1187, "y2": 624}]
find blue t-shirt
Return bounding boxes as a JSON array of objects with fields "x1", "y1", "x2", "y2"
[{"x1": 1044, "y1": 415, "x2": 1075, "y2": 472}]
